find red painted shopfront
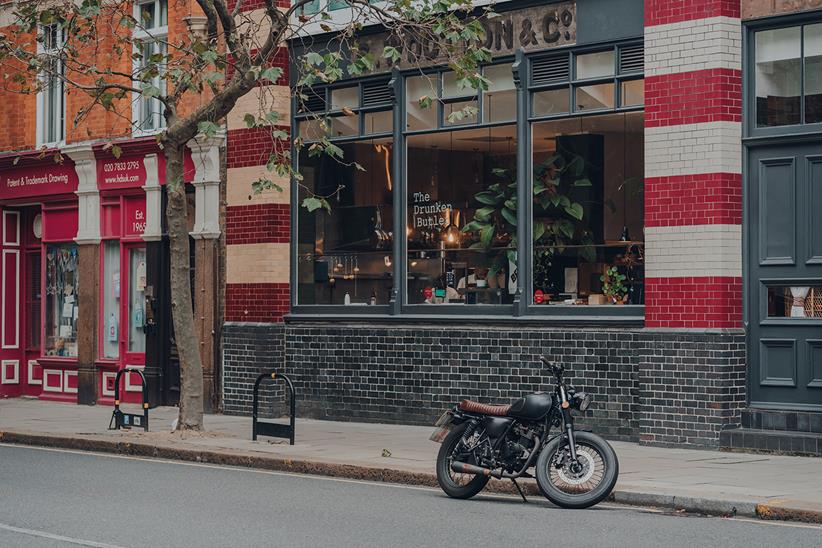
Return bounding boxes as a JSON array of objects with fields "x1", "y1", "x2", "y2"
[{"x1": 0, "y1": 144, "x2": 194, "y2": 404}]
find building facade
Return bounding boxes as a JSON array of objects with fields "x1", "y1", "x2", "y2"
[
  {"x1": 222, "y1": 0, "x2": 822, "y2": 455},
  {"x1": 0, "y1": 1, "x2": 224, "y2": 409}
]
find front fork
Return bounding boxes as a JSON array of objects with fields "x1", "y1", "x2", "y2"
[{"x1": 558, "y1": 385, "x2": 578, "y2": 462}]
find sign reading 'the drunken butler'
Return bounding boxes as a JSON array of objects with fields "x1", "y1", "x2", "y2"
[{"x1": 354, "y1": 3, "x2": 576, "y2": 75}]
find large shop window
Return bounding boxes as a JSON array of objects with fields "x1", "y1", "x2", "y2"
[
  {"x1": 755, "y1": 23, "x2": 822, "y2": 127},
  {"x1": 531, "y1": 112, "x2": 644, "y2": 306},
  {"x1": 44, "y1": 244, "x2": 78, "y2": 357},
  {"x1": 296, "y1": 139, "x2": 394, "y2": 305},
  {"x1": 407, "y1": 125, "x2": 518, "y2": 305}
]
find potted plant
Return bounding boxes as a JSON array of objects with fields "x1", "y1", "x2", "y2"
[{"x1": 600, "y1": 266, "x2": 628, "y2": 304}]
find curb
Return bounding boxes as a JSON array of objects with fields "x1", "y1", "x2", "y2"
[{"x1": 1, "y1": 430, "x2": 820, "y2": 523}]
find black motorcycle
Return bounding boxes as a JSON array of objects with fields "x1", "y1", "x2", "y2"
[{"x1": 430, "y1": 356, "x2": 618, "y2": 509}]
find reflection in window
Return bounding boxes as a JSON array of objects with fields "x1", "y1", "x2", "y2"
[
  {"x1": 576, "y1": 83, "x2": 615, "y2": 111},
  {"x1": 102, "y1": 242, "x2": 120, "y2": 359},
  {"x1": 45, "y1": 244, "x2": 79, "y2": 357},
  {"x1": 621, "y1": 79, "x2": 644, "y2": 107},
  {"x1": 756, "y1": 27, "x2": 801, "y2": 127},
  {"x1": 533, "y1": 88, "x2": 570, "y2": 116},
  {"x1": 297, "y1": 139, "x2": 394, "y2": 305},
  {"x1": 406, "y1": 75, "x2": 437, "y2": 130},
  {"x1": 406, "y1": 125, "x2": 517, "y2": 305},
  {"x1": 531, "y1": 112, "x2": 644, "y2": 306},
  {"x1": 806, "y1": 24, "x2": 822, "y2": 124},
  {"x1": 129, "y1": 248, "x2": 147, "y2": 352},
  {"x1": 482, "y1": 64, "x2": 516, "y2": 123},
  {"x1": 576, "y1": 51, "x2": 615, "y2": 79},
  {"x1": 767, "y1": 286, "x2": 822, "y2": 318}
]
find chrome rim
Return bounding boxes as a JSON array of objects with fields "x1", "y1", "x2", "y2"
[{"x1": 549, "y1": 443, "x2": 606, "y2": 495}]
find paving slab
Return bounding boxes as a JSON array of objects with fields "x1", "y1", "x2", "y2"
[{"x1": 1, "y1": 398, "x2": 821, "y2": 522}]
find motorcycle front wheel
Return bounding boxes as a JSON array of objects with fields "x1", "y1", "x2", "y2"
[
  {"x1": 535, "y1": 431, "x2": 619, "y2": 509},
  {"x1": 436, "y1": 422, "x2": 489, "y2": 499}
]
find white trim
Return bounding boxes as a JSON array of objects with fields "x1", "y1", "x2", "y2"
[
  {"x1": 63, "y1": 370, "x2": 78, "y2": 394},
  {"x1": 1, "y1": 249, "x2": 20, "y2": 350},
  {"x1": 2, "y1": 211, "x2": 20, "y2": 246},
  {"x1": 125, "y1": 365, "x2": 145, "y2": 393},
  {"x1": 42, "y1": 369, "x2": 63, "y2": 392},
  {"x1": 1, "y1": 359, "x2": 19, "y2": 384},
  {"x1": 101, "y1": 371, "x2": 116, "y2": 397},
  {"x1": 27, "y1": 360, "x2": 42, "y2": 385}
]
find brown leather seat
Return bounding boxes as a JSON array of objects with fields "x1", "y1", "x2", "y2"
[{"x1": 459, "y1": 399, "x2": 512, "y2": 416}]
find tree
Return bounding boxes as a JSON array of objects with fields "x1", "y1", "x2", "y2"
[{"x1": 0, "y1": 0, "x2": 494, "y2": 430}]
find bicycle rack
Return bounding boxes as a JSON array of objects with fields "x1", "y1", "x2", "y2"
[
  {"x1": 108, "y1": 367, "x2": 150, "y2": 432},
  {"x1": 252, "y1": 371, "x2": 295, "y2": 445}
]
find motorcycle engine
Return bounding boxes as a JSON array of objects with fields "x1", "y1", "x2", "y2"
[{"x1": 501, "y1": 425, "x2": 537, "y2": 471}]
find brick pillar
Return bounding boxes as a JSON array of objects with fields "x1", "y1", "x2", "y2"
[{"x1": 640, "y1": 1, "x2": 746, "y2": 446}]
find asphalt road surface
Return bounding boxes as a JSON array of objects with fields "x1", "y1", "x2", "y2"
[{"x1": 2, "y1": 444, "x2": 821, "y2": 548}]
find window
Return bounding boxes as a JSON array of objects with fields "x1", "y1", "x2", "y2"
[
  {"x1": 531, "y1": 112, "x2": 644, "y2": 306},
  {"x1": 755, "y1": 23, "x2": 822, "y2": 127},
  {"x1": 102, "y1": 242, "x2": 120, "y2": 359},
  {"x1": 44, "y1": 244, "x2": 78, "y2": 358},
  {"x1": 296, "y1": 139, "x2": 394, "y2": 305},
  {"x1": 297, "y1": 80, "x2": 393, "y2": 142},
  {"x1": 37, "y1": 24, "x2": 64, "y2": 146},
  {"x1": 133, "y1": 0, "x2": 168, "y2": 133},
  {"x1": 406, "y1": 125, "x2": 517, "y2": 305}
]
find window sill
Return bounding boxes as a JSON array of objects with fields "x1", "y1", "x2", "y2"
[{"x1": 285, "y1": 312, "x2": 644, "y2": 327}]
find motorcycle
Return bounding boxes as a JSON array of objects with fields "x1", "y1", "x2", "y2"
[{"x1": 430, "y1": 356, "x2": 618, "y2": 509}]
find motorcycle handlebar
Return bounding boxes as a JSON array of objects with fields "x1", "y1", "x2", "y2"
[{"x1": 539, "y1": 355, "x2": 565, "y2": 377}]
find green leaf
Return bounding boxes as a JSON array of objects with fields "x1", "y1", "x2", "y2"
[
  {"x1": 197, "y1": 121, "x2": 219, "y2": 138},
  {"x1": 305, "y1": 52, "x2": 324, "y2": 66},
  {"x1": 492, "y1": 168, "x2": 508, "y2": 177},
  {"x1": 418, "y1": 96, "x2": 433, "y2": 109},
  {"x1": 500, "y1": 207, "x2": 517, "y2": 227},
  {"x1": 474, "y1": 207, "x2": 494, "y2": 221},
  {"x1": 474, "y1": 191, "x2": 499, "y2": 205},
  {"x1": 243, "y1": 113, "x2": 256, "y2": 128},
  {"x1": 573, "y1": 178, "x2": 592, "y2": 187},
  {"x1": 503, "y1": 199, "x2": 516, "y2": 210},
  {"x1": 111, "y1": 145, "x2": 122, "y2": 159},
  {"x1": 533, "y1": 221, "x2": 546, "y2": 242},
  {"x1": 302, "y1": 196, "x2": 326, "y2": 212},
  {"x1": 549, "y1": 194, "x2": 560, "y2": 207},
  {"x1": 261, "y1": 67, "x2": 283, "y2": 82},
  {"x1": 461, "y1": 220, "x2": 489, "y2": 233},
  {"x1": 565, "y1": 202, "x2": 584, "y2": 221},
  {"x1": 383, "y1": 46, "x2": 402, "y2": 63},
  {"x1": 324, "y1": 142, "x2": 344, "y2": 159},
  {"x1": 559, "y1": 196, "x2": 571, "y2": 208},
  {"x1": 480, "y1": 224, "x2": 495, "y2": 248},
  {"x1": 556, "y1": 220, "x2": 575, "y2": 239}
]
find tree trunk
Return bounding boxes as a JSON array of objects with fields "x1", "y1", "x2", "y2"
[{"x1": 165, "y1": 143, "x2": 204, "y2": 430}]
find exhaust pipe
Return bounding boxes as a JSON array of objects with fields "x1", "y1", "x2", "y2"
[{"x1": 451, "y1": 435, "x2": 541, "y2": 480}]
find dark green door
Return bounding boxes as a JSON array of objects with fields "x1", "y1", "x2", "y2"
[{"x1": 748, "y1": 143, "x2": 822, "y2": 410}]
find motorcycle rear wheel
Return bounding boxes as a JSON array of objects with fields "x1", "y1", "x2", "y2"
[
  {"x1": 535, "y1": 431, "x2": 619, "y2": 509},
  {"x1": 436, "y1": 422, "x2": 490, "y2": 499}
]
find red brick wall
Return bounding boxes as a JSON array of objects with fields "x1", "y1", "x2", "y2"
[
  {"x1": 225, "y1": 282, "x2": 290, "y2": 322},
  {"x1": 645, "y1": 0, "x2": 741, "y2": 26},
  {"x1": 645, "y1": 277, "x2": 742, "y2": 329},
  {"x1": 227, "y1": 48, "x2": 289, "y2": 86},
  {"x1": 226, "y1": 203, "x2": 290, "y2": 244},
  {"x1": 645, "y1": 173, "x2": 742, "y2": 227},
  {"x1": 227, "y1": 127, "x2": 290, "y2": 169},
  {"x1": 645, "y1": 69, "x2": 742, "y2": 128}
]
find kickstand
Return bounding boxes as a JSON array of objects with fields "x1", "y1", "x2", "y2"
[{"x1": 511, "y1": 479, "x2": 528, "y2": 503}]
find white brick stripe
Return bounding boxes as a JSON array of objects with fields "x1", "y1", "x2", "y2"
[
  {"x1": 645, "y1": 16, "x2": 741, "y2": 77},
  {"x1": 227, "y1": 165, "x2": 290, "y2": 206},
  {"x1": 226, "y1": 84, "x2": 291, "y2": 132},
  {"x1": 645, "y1": 121, "x2": 741, "y2": 178},
  {"x1": 226, "y1": 242, "x2": 290, "y2": 284},
  {"x1": 645, "y1": 224, "x2": 742, "y2": 278}
]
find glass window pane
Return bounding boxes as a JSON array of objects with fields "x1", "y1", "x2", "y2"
[
  {"x1": 576, "y1": 51, "x2": 615, "y2": 79},
  {"x1": 621, "y1": 79, "x2": 644, "y2": 107},
  {"x1": 296, "y1": 139, "x2": 394, "y2": 305},
  {"x1": 301, "y1": 0, "x2": 320, "y2": 15},
  {"x1": 575, "y1": 83, "x2": 615, "y2": 111},
  {"x1": 406, "y1": 125, "x2": 517, "y2": 306},
  {"x1": 140, "y1": 2, "x2": 155, "y2": 29},
  {"x1": 533, "y1": 88, "x2": 570, "y2": 116},
  {"x1": 128, "y1": 248, "x2": 147, "y2": 353},
  {"x1": 483, "y1": 64, "x2": 516, "y2": 123},
  {"x1": 805, "y1": 23, "x2": 822, "y2": 124},
  {"x1": 444, "y1": 100, "x2": 478, "y2": 126},
  {"x1": 531, "y1": 112, "x2": 644, "y2": 306},
  {"x1": 330, "y1": 114, "x2": 358, "y2": 137},
  {"x1": 406, "y1": 75, "x2": 437, "y2": 130},
  {"x1": 298, "y1": 118, "x2": 329, "y2": 141},
  {"x1": 331, "y1": 86, "x2": 358, "y2": 111},
  {"x1": 767, "y1": 286, "x2": 822, "y2": 317},
  {"x1": 102, "y1": 241, "x2": 120, "y2": 359},
  {"x1": 329, "y1": 0, "x2": 348, "y2": 10},
  {"x1": 45, "y1": 244, "x2": 78, "y2": 357},
  {"x1": 364, "y1": 110, "x2": 392, "y2": 134},
  {"x1": 442, "y1": 71, "x2": 477, "y2": 98},
  {"x1": 756, "y1": 26, "x2": 801, "y2": 127}
]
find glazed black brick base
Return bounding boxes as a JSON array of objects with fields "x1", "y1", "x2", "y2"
[{"x1": 222, "y1": 322, "x2": 746, "y2": 448}]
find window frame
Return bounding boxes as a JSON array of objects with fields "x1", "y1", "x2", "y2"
[
  {"x1": 36, "y1": 23, "x2": 65, "y2": 148},
  {"x1": 290, "y1": 40, "x2": 645, "y2": 323},
  {"x1": 744, "y1": 13, "x2": 822, "y2": 139},
  {"x1": 132, "y1": 0, "x2": 169, "y2": 136}
]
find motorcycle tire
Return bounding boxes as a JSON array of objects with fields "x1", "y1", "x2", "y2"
[
  {"x1": 535, "y1": 431, "x2": 619, "y2": 509},
  {"x1": 436, "y1": 422, "x2": 490, "y2": 499}
]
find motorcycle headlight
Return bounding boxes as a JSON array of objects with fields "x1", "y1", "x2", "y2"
[{"x1": 575, "y1": 392, "x2": 592, "y2": 412}]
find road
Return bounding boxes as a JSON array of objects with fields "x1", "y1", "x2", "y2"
[{"x1": 1, "y1": 444, "x2": 820, "y2": 548}]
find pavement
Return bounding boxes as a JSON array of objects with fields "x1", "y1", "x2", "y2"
[
  {"x1": 3, "y1": 444, "x2": 822, "y2": 548},
  {"x1": 1, "y1": 398, "x2": 821, "y2": 523}
]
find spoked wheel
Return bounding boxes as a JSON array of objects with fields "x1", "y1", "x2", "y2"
[
  {"x1": 535, "y1": 431, "x2": 618, "y2": 509},
  {"x1": 436, "y1": 423, "x2": 489, "y2": 499}
]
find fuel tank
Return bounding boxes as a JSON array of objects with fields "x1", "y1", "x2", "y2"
[
  {"x1": 481, "y1": 416, "x2": 514, "y2": 440},
  {"x1": 507, "y1": 392, "x2": 555, "y2": 420}
]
